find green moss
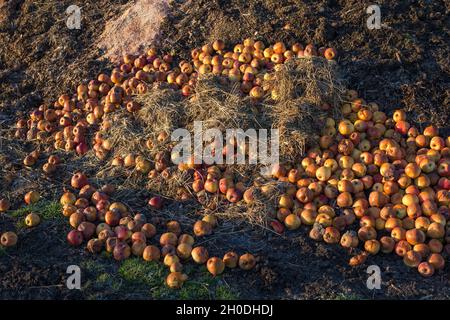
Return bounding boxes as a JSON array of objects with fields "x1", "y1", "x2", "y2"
[
  {"x1": 119, "y1": 257, "x2": 166, "y2": 288},
  {"x1": 215, "y1": 285, "x2": 238, "y2": 300},
  {"x1": 81, "y1": 259, "x2": 107, "y2": 275},
  {"x1": 116, "y1": 258, "x2": 233, "y2": 300},
  {"x1": 11, "y1": 200, "x2": 62, "y2": 220}
]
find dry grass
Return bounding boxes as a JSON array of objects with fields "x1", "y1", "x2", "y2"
[
  {"x1": 186, "y1": 75, "x2": 255, "y2": 131},
  {"x1": 215, "y1": 180, "x2": 289, "y2": 230},
  {"x1": 265, "y1": 57, "x2": 345, "y2": 162}
]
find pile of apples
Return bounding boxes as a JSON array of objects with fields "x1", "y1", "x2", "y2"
[
  {"x1": 257, "y1": 94, "x2": 449, "y2": 277},
  {"x1": 14, "y1": 39, "x2": 336, "y2": 163},
  {"x1": 61, "y1": 172, "x2": 256, "y2": 289}
]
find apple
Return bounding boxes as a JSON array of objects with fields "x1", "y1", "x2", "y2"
[
  {"x1": 113, "y1": 241, "x2": 131, "y2": 261},
  {"x1": 25, "y1": 212, "x2": 40, "y2": 227},
  {"x1": 417, "y1": 262, "x2": 435, "y2": 277},
  {"x1": 105, "y1": 237, "x2": 118, "y2": 253},
  {"x1": 160, "y1": 232, "x2": 178, "y2": 246},
  {"x1": 71, "y1": 172, "x2": 88, "y2": 189},
  {"x1": 69, "y1": 211, "x2": 85, "y2": 229},
  {"x1": 131, "y1": 240, "x2": 146, "y2": 256},
  {"x1": 226, "y1": 188, "x2": 242, "y2": 203},
  {"x1": 178, "y1": 234, "x2": 195, "y2": 246},
  {"x1": 428, "y1": 239, "x2": 443, "y2": 253},
  {"x1": 340, "y1": 231, "x2": 359, "y2": 248},
  {"x1": 166, "y1": 220, "x2": 182, "y2": 236},
  {"x1": 395, "y1": 240, "x2": 412, "y2": 257},
  {"x1": 223, "y1": 251, "x2": 239, "y2": 268},
  {"x1": 96, "y1": 223, "x2": 111, "y2": 235},
  {"x1": 67, "y1": 230, "x2": 83, "y2": 246},
  {"x1": 91, "y1": 191, "x2": 109, "y2": 205},
  {"x1": 238, "y1": 253, "x2": 256, "y2": 270},
  {"x1": 86, "y1": 238, "x2": 103, "y2": 253},
  {"x1": 105, "y1": 210, "x2": 121, "y2": 227},
  {"x1": 204, "y1": 178, "x2": 219, "y2": 193},
  {"x1": 405, "y1": 229, "x2": 426, "y2": 245},
  {"x1": 323, "y1": 227, "x2": 340, "y2": 244},
  {"x1": 193, "y1": 220, "x2": 213, "y2": 237},
  {"x1": 164, "y1": 253, "x2": 180, "y2": 267},
  {"x1": 403, "y1": 250, "x2": 422, "y2": 268},
  {"x1": 148, "y1": 196, "x2": 163, "y2": 209},
  {"x1": 419, "y1": 157, "x2": 436, "y2": 173},
  {"x1": 284, "y1": 214, "x2": 301, "y2": 230},
  {"x1": 143, "y1": 245, "x2": 161, "y2": 261},
  {"x1": 438, "y1": 161, "x2": 450, "y2": 177},
  {"x1": 191, "y1": 246, "x2": 209, "y2": 264},
  {"x1": 176, "y1": 243, "x2": 192, "y2": 260},
  {"x1": 75, "y1": 222, "x2": 94, "y2": 240},
  {"x1": 192, "y1": 179, "x2": 204, "y2": 193},
  {"x1": 296, "y1": 187, "x2": 314, "y2": 203},
  {"x1": 364, "y1": 239, "x2": 381, "y2": 255},
  {"x1": 83, "y1": 206, "x2": 97, "y2": 222},
  {"x1": 74, "y1": 198, "x2": 89, "y2": 209},
  {"x1": 0, "y1": 198, "x2": 11, "y2": 212},
  {"x1": 141, "y1": 223, "x2": 157, "y2": 238},
  {"x1": 166, "y1": 272, "x2": 188, "y2": 289},
  {"x1": 1, "y1": 231, "x2": 18, "y2": 247},
  {"x1": 24, "y1": 191, "x2": 40, "y2": 205},
  {"x1": 95, "y1": 199, "x2": 110, "y2": 212},
  {"x1": 428, "y1": 253, "x2": 445, "y2": 270},
  {"x1": 324, "y1": 47, "x2": 337, "y2": 60},
  {"x1": 427, "y1": 222, "x2": 445, "y2": 239},
  {"x1": 98, "y1": 229, "x2": 114, "y2": 242},
  {"x1": 115, "y1": 225, "x2": 131, "y2": 241},
  {"x1": 206, "y1": 257, "x2": 225, "y2": 276},
  {"x1": 349, "y1": 252, "x2": 368, "y2": 266},
  {"x1": 219, "y1": 178, "x2": 234, "y2": 194},
  {"x1": 243, "y1": 187, "x2": 256, "y2": 205}
]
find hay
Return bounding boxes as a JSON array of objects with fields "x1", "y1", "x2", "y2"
[
  {"x1": 146, "y1": 167, "x2": 192, "y2": 200},
  {"x1": 104, "y1": 111, "x2": 148, "y2": 157},
  {"x1": 135, "y1": 84, "x2": 185, "y2": 136},
  {"x1": 265, "y1": 57, "x2": 345, "y2": 163},
  {"x1": 186, "y1": 75, "x2": 254, "y2": 131},
  {"x1": 104, "y1": 85, "x2": 184, "y2": 160},
  {"x1": 215, "y1": 180, "x2": 290, "y2": 230}
]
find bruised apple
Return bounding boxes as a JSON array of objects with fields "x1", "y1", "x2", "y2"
[
  {"x1": 166, "y1": 272, "x2": 188, "y2": 289},
  {"x1": 238, "y1": 253, "x2": 256, "y2": 270},
  {"x1": 193, "y1": 220, "x2": 213, "y2": 237},
  {"x1": 1, "y1": 231, "x2": 18, "y2": 247},
  {"x1": 113, "y1": 242, "x2": 131, "y2": 261}
]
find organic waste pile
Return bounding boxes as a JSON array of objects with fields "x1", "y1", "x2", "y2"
[{"x1": 1, "y1": 37, "x2": 449, "y2": 289}]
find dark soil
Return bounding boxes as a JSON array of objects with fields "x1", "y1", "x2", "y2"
[{"x1": 0, "y1": 0, "x2": 449, "y2": 300}]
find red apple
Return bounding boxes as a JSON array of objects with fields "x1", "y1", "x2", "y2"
[
  {"x1": 67, "y1": 230, "x2": 83, "y2": 246},
  {"x1": 148, "y1": 196, "x2": 163, "y2": 209}
]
